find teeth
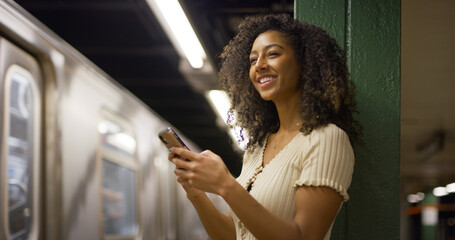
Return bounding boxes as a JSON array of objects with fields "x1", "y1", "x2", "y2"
[{"x1": 259, "y1": 77, "x2": 274, "y2": 84}]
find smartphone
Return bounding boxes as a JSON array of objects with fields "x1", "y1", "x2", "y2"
[{"x1": 158, "y1": 127, "x2": 190, "y2": 151}]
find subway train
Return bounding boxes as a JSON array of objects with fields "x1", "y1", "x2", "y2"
[{"x1": 0, "y1": 1, "x2": 227, "y2": 239}]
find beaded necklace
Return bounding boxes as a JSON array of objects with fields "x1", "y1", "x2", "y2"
[
  {"x1": 244, "y1": 137, "x2": 268, "y2": 192},
  {"x1": 239, "y1": 137, "x2": 268, "y2": 239}
]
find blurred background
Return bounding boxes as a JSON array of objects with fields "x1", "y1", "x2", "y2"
[
  {"x1": 401, "y1": 0, "x2": 455, "y2": 239},
  {"x1": 9, "y1": 0, "x2": 455, "y2": 239}
]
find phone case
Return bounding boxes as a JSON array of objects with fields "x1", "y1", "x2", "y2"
[{"x1": 158, "y1": 127, "x2": 189, "y2": 150}]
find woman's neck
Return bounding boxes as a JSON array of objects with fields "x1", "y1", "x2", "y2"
[{"x1": 274, "y1": 96, "x2": 302, "y2": 133}]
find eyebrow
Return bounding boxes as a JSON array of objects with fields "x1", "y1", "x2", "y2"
[{"x1": 250, "y1": 44, "x2": 284, "y2": 56}]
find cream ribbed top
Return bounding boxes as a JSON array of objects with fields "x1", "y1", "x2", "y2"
[{"x1": 230, "y1": 124, "x2": 354, "y2": 240}]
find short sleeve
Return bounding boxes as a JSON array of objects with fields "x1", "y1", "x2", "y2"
[{"x1": 294, "y1": 124, "x2": 354, "y2": 201}]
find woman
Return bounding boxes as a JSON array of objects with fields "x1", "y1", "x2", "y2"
[{"x1": 169, "y1": 14, "x2": 362, "y2": 240}]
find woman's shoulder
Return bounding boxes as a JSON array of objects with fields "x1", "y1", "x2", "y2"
[
  {"x1": 293, "y1": 123, "x2": 348, "y2": 143},
  {"x1": 309, "y1": 123, "x2": 349, "y2": 141},
  {"x1": 294, "y1": 123, "x2": 352, "y2": 155},
  {"x1": 292, "y1": 123, "x2": 354, "y2": 171},
  {"x1": 315, "y1": 123, "x2": 345, "y2": 133}
]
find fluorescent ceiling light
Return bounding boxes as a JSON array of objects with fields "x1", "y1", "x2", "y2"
[
  {"x1": 146, "y1": 0, "x2": 206, "y2": 69},
  {"x1": 207, "y1": 90, "x2": 230, "y2": 123},
  {"x1": 416, "y1": 192, "x2": 425, "y2": 201},
  {"x1": 407, "y1": 194, "x2": 419, "y2": 203},
  {"x1": 407, "y1": 192, "x2": 425, "y2": 203},
  {"x1": 446, "y1": 183, "x2": 455, "y2": 193},
  {"x1": 206, "y1": 90, "x2": 248, "y2": 150},
  {"x1": 433, "y1": 186, "x2": 448, "y2": 197}
]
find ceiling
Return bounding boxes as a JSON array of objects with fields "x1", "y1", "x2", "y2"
[{"x1": 14, "y1": 0, "x2": 294, "y2": 176}]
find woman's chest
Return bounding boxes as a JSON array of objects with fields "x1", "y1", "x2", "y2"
[{"x1": 238, "y1": 158, "x2": 301, "y2": 219}]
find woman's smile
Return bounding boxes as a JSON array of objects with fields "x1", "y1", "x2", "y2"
[{"x1": 257, "y1": 74, "x2": 277, "y2": 86}]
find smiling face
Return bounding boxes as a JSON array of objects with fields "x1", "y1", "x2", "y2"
[{"x1": 249, "y1": 30, "x2": 302, "y2": 103}]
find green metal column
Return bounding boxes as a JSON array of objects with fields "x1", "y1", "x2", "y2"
[
  {"x1": 295, "y1": 1, "x2": 401, "y2": 239},
  {"x1": 421, "y1": 192, "x2": 437, "y2": 240}
]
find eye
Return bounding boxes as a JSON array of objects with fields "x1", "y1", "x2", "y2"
[
  {"x1": 268, "y1": 51, "x2": 279, "y2": 57},
  {"x1": 249, "y1": 57, "x2": 257, "y2": 65}
]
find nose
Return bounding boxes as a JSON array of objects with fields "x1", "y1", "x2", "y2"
[{"x1": 254, "y1": 56, "x2": 268, "y2": 72}]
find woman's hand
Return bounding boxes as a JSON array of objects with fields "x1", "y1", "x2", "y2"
[
  {"x1": 176, "y1": 174, "x2": 204, "y2": 199},
  {"x1": 168, "y1": 150, "x2": 204, "y2": 199},
  {"x1": 168, "y1": 148, "x2": 237, "y2": 240},
  {"x1": 169, "y1": 147, "x2": 235, "y2": 197}
]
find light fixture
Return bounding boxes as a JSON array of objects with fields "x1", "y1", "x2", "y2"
[
  {"x1": 207, "y1": 90, "x2": 230, "y2": 123},
  {"x1": 446, "y1": 183, "x2": 455, "y2": 193},
  {"x1": 416, "y1": 192, "x2": 425, "y2": 201},
  {"x1": 206, "y1": 90, "x2": 248, "y2": 150},
  {"x1": 407, "y1": 194, "x2": 419, "y2": 203},
  {"x1": 146, "y1": 0, "x2": 206, "y2": 69},
  {"x1": 407, "y1": 192, "x2": 425, "y2": 203},
  {"x1": 433, "y1": 186, "x2": 448, "y2": 197}
]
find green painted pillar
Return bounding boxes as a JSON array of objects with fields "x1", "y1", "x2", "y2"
[
  {"x1": 295, "y1": 1, "x2": 401, "y2": 239},
  {"x1": 421, "y1": 192, "x2": 437, "y2": 240}
]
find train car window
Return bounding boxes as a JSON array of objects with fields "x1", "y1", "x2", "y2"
[
  {"x1": 102, "y1": 161, "x2": 137, "y2": 235},
  {"x1": 97, "y1": 113, "x2": 140, "y2": 239},
  {"x1": 2, "y1": 65, "x2": 40, "y2": 240}
]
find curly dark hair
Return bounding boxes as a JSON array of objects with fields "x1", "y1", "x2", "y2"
[{"x1": 218, "y1": 14, "x2": 362, "y2": 151}]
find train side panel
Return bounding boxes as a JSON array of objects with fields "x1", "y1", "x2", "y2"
[{"x1": 0, "y1": 1, "x2": 209, "y2": 240}]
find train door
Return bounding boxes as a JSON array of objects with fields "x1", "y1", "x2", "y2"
[{"x1": 0, "y1": 38, "x2": 42, "y2": 240}]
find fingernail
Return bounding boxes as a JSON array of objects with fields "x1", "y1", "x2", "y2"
[{"x1": 168, "y1": 147, "x2": 173, "y2": 153}]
